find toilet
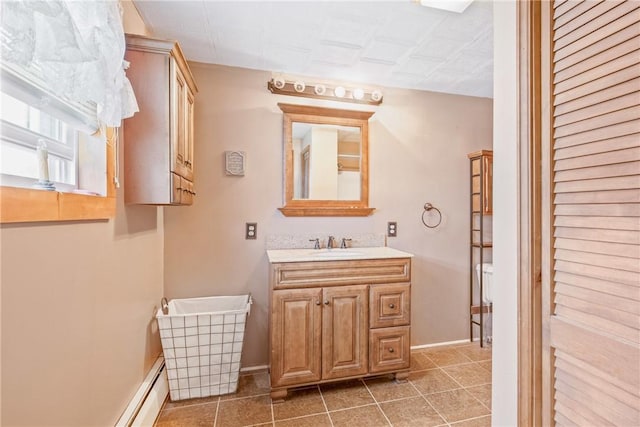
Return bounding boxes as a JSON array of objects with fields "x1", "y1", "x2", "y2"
[{"x1": 475, "y1": 263, "x2": 493, "y2": 304}]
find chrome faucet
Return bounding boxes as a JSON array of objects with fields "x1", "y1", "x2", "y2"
[
  {"x1": 327, "y1": 236, "x2": 336, "y2": 249},
  {"x1": 340, "y1": 238, "x2": 352, "y2": 249},
  {"x1": 309, "y1": 238, "x2": 320, "y2": 249}
]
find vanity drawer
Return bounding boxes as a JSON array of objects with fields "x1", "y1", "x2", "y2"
[
  {"x1": 271, "y1": 258, "x2": 411, "y2": 289},
  {"x1": 369, "y1": 326, "x2": 410, "y2": 373},
  {"x1": 370, "y1": 283, "x2": 410, "y2": 328}
]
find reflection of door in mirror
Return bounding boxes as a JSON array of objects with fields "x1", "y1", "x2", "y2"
[
  {"x1": 301, "y1": 146, "x2": 310, "y2": 199},
  {"x1": 292, "y1": 123, "x2": 361, "y2": 200}
]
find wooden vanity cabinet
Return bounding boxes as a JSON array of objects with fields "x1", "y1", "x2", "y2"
[
  {"x1": 269, "y1": 258, "x2": 411, "y2": 400},
  {"x1": 123, "y1": 34, "x2": 198, "y2": 205}
]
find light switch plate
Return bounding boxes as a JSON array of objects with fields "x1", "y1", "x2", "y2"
[
  {"x1": 388, "y1": 221, "x2": 397, "y2": 237},
  {"x1": 246, "y1": 222, "x2": 257, "y2": 240}
]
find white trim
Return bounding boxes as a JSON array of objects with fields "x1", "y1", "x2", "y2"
[
  {"x1": 410, "y1": 339, "x2": 471, "y2": 350},
  {"x1": 1, "y1": 63, "x2": 99, "y2": 134},
  {"x1": 115, "y1": 356, "x2": 167, "y2": 427},
  {"x1": 239, "y1": 365, "x2": 269, "y2": 374},
  {"x1": 1, "y1": 121, "x2": 75, "y2": 160}
]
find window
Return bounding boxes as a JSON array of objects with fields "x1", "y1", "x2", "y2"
[
  {"x1": 0, "y1": 89, "x2": 114, "y2": 224},
  {"x1": 0, "y1": 90, "x2": 109, "y2": 195},
  {"x1": 0, "y1": 1, "x2": 137, "y2": 224},
  {"x1": 1, "y1": 91, "x2": 78, "y2": 189}
]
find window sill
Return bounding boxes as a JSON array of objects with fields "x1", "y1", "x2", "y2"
[
  {"x1": 0, "y1": 128, "x2": 117, "y2": 224},
  {"x1": 0, "y1": 186, "x2": 116, "y2": 223}
]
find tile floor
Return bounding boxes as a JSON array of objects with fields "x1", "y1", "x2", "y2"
[{"x1": 155, "y1": 342, "x2": 492, "y2": 427}]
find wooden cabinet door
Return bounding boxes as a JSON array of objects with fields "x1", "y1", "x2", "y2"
[
  {"x1": 184, "y1": 88, "x2": 195, "y2": 181},
  {"x1": 271, "y1": 288, "x2": 322, "y2": 387},
  {"x1": 170, "y1": 57, "x2": 189, "y2": 179},
  {"x1": 322, "y1": 285, "x2": 368, "y2": 380}
]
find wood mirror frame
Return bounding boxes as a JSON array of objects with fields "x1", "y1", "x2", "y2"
[{"x1": 278, "y1": 103, "x2": 375, "y2": 217}]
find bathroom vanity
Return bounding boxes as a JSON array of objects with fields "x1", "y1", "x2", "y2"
[{"x1": 266, "y1": 247, "x2": 413, "y2": 401}]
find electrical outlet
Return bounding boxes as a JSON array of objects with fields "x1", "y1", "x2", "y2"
[
  {"x1": 388, "y1": 221, "x2": 397, "y2": 237},
  {"x1": 245, "y1": 222, "x2": 257, "y2": 240}
]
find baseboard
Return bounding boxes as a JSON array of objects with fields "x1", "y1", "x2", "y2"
[
  {"x1": 240, "y1": 364, "x2": 269, "y2": 374},
  {"x1": 410, "y1": 338, "x2": 471, "y2": 350},
  {"x1": 115, "y1": 356, "x2": 168, "y2": 427}
]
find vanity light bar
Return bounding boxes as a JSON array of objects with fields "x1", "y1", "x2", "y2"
[{"x1": 267, "y1": 78, "x2": 383, "y2": 106}]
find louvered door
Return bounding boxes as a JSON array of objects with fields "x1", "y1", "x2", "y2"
[{"x1": 544, "y1": 1, "x2": 640, "y2": 425}]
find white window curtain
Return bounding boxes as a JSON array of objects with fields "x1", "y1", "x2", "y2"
[{"x1": 0, "y1": 0, "x2": 139, "y2": 131}]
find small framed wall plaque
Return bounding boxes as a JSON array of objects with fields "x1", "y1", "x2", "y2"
[{"x1": 225, "y1": 151, "x2": 246, "y2": 176}]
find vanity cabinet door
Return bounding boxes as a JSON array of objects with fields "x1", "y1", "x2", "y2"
[
  {"x1": 271, "y1": 288, "x2": 322, "y2": 387},
  {"x1": 322, "y1": 285, "x2": 368, "y2": 380}
]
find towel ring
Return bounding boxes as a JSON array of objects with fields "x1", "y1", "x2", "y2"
[{"x1": 422, "y1": 203, "x2": 442, "y2": 229}]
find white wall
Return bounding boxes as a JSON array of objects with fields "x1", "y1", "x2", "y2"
[
  {"x1": 492, "y1": 1, "x2": 519, "y2": 425},
  {"x1": 309, "y1": 127, "x2": 338, "y2": 199}
]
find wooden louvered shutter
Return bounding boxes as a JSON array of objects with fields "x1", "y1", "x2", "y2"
[{"x1": 543, "y1": 1, "x2": 640, "y2": 426}]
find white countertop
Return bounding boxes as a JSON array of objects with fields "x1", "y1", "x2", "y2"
[{"x1": 266, "y1": 246, "x2": 414, "y2": 263}]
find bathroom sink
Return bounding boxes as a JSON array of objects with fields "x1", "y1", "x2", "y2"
[
  {"x1": 266, "y1": 247, "x2": 414, "y2": 263},
  {"x1": 311, "y1": 249, "x2": 363, "y2": 257}
]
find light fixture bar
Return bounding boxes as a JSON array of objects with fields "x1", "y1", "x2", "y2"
[{"x1": 267, "y1": 78, "x2": 382, "y2": 106}]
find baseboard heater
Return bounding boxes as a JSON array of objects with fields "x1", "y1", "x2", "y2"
[{"x1": 115, "y1": 356, "x2": 168, "y2": 427}]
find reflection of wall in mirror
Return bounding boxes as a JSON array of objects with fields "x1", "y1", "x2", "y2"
[
  {"x1": 306, "y1": 127, "x2": 338, "y2": 200},
  {"x1": 292, "y1": 122, "x2": 361, "y2": 201},
  {"x1": 338, "y1": 171, "x2": 360, "y2": 200}
]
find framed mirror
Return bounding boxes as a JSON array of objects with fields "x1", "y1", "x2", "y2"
[{"x1": 278, "y1": 103, "x2": 375, "y2": 216}]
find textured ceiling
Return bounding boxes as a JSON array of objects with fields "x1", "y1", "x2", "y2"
[{"x1": 133, "y1": 1, "x2": 493, "y2": 98}]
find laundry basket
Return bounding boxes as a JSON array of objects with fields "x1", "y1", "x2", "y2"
[{"x1": 156, "y1": 294, "x2": 252, "y2": 401}]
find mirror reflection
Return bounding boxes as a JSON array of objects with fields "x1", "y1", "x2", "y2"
[
  {"x1": 278, "y1": 103, "x2": 374, "y2": 217},
  {"x1": 292, "y1": 123, "x2": 361, "y2": 200}
]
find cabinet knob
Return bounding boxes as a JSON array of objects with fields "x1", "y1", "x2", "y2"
[
  {"x1": 388, "y1": 348, "x2": 395, "y2": 353},
  {"x1": 389, "y1": 303, "x2": 395, "y2": 309},
  {"x1": 324, "y1": 300, "x2": 330, "y2": 305},
  {"x1": 315, "y1": 300, "x2": 321, "y2": 306}
]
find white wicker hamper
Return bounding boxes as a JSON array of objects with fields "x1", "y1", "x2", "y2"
[{"x1": 156, "y1": 294, "x2": 252, "y2": 401}]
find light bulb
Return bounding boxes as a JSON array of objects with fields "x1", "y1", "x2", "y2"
[
  {"x1": 371, "y1": 90, "x2": 382, "y2": 102},
  {"x1": 273, "y1": 77, "x2": 285, "y2": 89},
  {"x1": 293, "y1": 81, "x2": 306, "y2": 92},
  {"x1": 314, "y1": 84, "x2": 326, "y2": 95},
  {"x1": 353, "y1": 88, "x2": 364, "y2": 100},
  {"x1": 334, "y1": 86, "x2": 346, "y2": 98}
]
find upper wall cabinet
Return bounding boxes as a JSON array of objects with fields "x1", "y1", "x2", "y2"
[{"x1": 123, "y1": 34, "x2": 198, "y2": 205}]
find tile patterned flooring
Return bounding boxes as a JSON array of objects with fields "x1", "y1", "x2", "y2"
[{"x1": 155, "y1": 342, "x2": 492, "y2": 427}]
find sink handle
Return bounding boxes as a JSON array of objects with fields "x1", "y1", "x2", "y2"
[{"x1": 309, "y1": 238, "x2": 320, "y2": 249}]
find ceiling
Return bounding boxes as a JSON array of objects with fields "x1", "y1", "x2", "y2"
[{"x1": 133, "y1": 1, "x2": 493, "y2": 98}]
